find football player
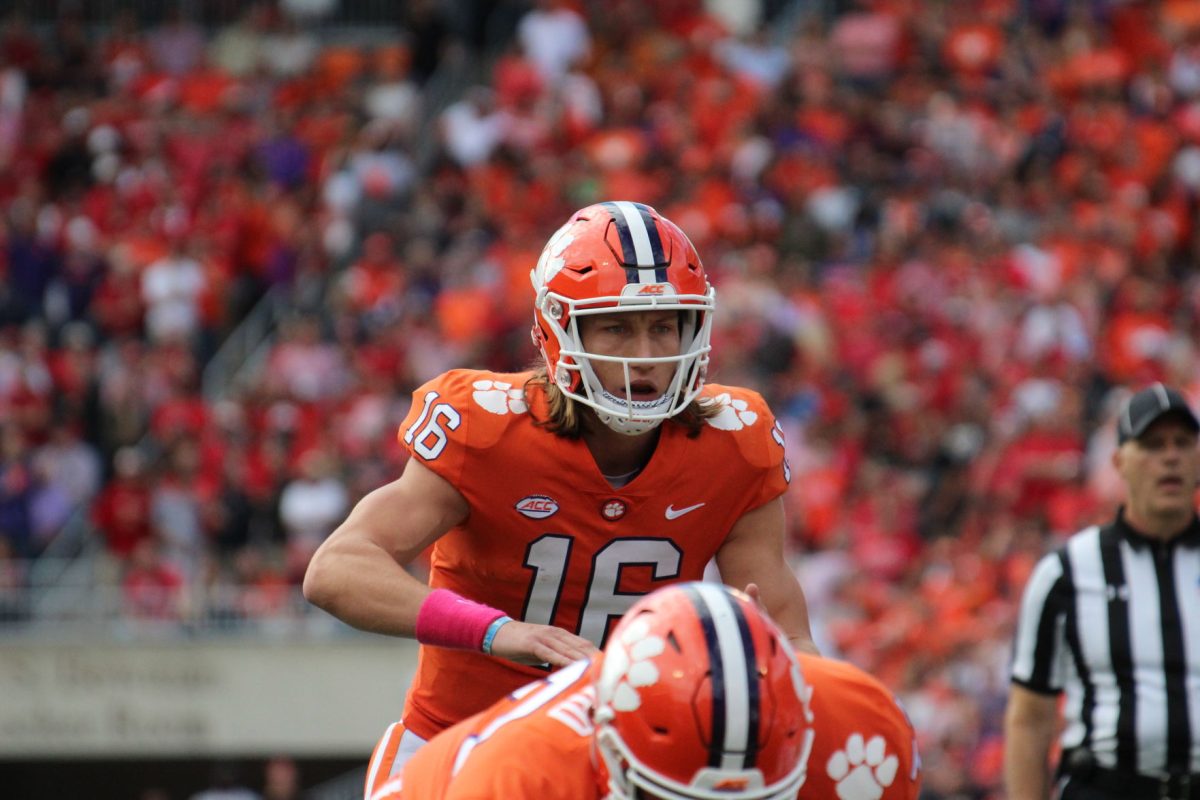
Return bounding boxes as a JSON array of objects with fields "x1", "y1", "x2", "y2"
[
  {"x1": 302, "y1": 202, "x2": 816, "y2": 796},
  {"x1": 375, "y1": 583, "x2": 815, "y2": 800},
  {"x1": 371, "y1": 583, "x2": 920, "y2": 800}
]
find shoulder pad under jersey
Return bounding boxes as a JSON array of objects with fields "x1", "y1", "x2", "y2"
[
  {"x1": 398, "y1": 369, "x2": 537, "y2": 469},
  {"x1": 697, "y1": 383, "x2": 790, "y2": 478}
]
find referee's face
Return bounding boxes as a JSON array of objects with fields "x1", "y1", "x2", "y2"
[{"x1": 1115, "y1": 416, "x2": 1200, "y2": 528}]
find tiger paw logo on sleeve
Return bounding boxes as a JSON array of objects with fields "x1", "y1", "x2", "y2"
[
  {"x1": 471, "y1": 379, "x2": 528, "y2": 415},
  {"x1": 702, "y1": 393, "x2": 759, "y2": 430},
  {"x1": 826, "y1": 733, "x2": 899, "y2": 800}
]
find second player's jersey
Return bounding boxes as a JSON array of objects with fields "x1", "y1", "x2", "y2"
[
  {"x1": 384, "y1": 658, "x2": 601, "y2": 800},
  {"x1": 798, "y1": 654, "x2": 922, "y2": 800},
  {"x1": 381, "y1": 655, "x2": 919, "y2": 800},
  {"x1": 397, "y1": 369, "x2": 790, "y2": 738}
]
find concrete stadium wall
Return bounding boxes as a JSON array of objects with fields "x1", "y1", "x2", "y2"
[{"x1": 0, "y1": 637, "x2": 416, "y2": 757}]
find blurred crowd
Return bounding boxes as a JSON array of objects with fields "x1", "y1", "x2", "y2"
[{"x1": 2, "y1": 0, "x2": 1200, "y2": 797}]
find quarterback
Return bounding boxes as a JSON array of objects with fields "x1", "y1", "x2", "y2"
[{"x1": 303, "y1": 202, "x2": 816, "y2": 796}]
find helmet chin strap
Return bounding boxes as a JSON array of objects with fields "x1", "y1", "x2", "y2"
[{"x1": 593, "y1": 389, "x2": 671, "y2": 436}]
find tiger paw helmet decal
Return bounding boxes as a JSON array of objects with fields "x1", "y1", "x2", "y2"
[{"x1": 597, "y1": 616, "x2": 665, "y2": 712}]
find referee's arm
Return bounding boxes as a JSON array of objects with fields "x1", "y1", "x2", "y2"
[
  {"x1": 1005, "y1": 551, "x2": 1068, "y2": 800},
  {"x1": 1006, "y1": 684, "x2": 1059, "y2": 800}
]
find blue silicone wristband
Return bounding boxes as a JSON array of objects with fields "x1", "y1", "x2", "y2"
[{"x1": 481, "y1": 616, "x2": 513, "y2": 655}]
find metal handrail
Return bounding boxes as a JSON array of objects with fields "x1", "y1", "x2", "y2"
[
  {"x1": 201, "y1": 285, "x2": 287, "y2": 401},
  {"x1": 0, "y1": 570, "x2": 347, "y2": 641}
]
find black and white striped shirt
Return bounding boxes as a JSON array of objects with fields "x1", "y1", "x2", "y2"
[{"x1": 1010, "y1": 510, "x2": 1200, "y2": 776}]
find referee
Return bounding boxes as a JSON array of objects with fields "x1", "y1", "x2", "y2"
[{"x1": 1006, "y1": 383, "x2": 1200, "y2": 800}]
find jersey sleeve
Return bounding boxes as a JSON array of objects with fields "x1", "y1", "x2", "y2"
[
  {"x1": 798, "y1": 654, "x2": 922, "y2": 800},
  {"x1": 438, "y1": 666, "x2": 599, "y2": 800},
  {"x1": 1010, "y1": 550, "x2": 1069, "y2": 694},
  {"x1": 397, "y1": 370, "x2": 528, "y2": 491},
  {"x1": 701, "y1": 385, "x2": 791, "y2": 510}
]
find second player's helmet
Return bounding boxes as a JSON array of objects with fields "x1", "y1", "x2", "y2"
[
  {"x1": 593, "y1": 583, "x2": 815, "y2": 800},
  {"x1": 530, "y1": 201, "x2": 715, "y2": 436}
]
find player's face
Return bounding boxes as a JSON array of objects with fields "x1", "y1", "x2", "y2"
[
  {"x1": 1115, "y1": 415, "x2": 1200, "y2": 521},
  {"x1": 577, "y1": 310, "x2": 682, "y2": 400}
]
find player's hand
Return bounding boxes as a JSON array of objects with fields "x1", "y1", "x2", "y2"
[
  {"x1": 488, "y1": 620, "x2": 598, "y2": 667},
  {"x1": 741, "y1": 581, "x2": 821, "y2": 655}
]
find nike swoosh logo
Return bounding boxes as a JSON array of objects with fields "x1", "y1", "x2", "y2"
[{"x1": 665, "y1": 503, "x2": 705, "y2": 520}]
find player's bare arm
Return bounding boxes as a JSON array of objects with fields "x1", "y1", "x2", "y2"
[
  {"x1": 304, "y1": 458, "x2": 595, "y2": 664},
  {"x1": 1004, "y1": 684, "x2": 1059, "y2": 800},
  {"x1": 303, "y1": 457, "x2": 470, "y2": 636},
  {"x1": 715, "y1": 495, "x2": 819, "y2": 655}
]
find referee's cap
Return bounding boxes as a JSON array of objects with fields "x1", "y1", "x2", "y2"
[{"x1": 1117, "y1": 383, "x2": 1200, "y2": 444}]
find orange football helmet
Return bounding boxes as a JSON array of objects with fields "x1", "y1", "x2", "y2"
[
  {"x1": 530, "y1": 201, "x2": 715, "y2": 435},
  {"x1": 593, "y1": 582, "x2": 814, "y2": 800}
]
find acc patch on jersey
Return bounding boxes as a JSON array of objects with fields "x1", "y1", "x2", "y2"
[{"x1": 515, "y1": 495, "x2": 560, "y2": 519}]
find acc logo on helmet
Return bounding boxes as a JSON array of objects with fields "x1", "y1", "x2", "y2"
[{"x1": 620, "y1": 283, "x2": 676, "y2": 297}]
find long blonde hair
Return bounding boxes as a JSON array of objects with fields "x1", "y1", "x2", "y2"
[{"x1": 523, "y1": 367, "x2": 719, "y2": 439}]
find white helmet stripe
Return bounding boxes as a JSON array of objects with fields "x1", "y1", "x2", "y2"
[
  {"x1": 690, "y1": 583, "x2": 753, "y2": 770},
  {"x1": 611, "y1": 200, "x2": 659, "y2": 268}
]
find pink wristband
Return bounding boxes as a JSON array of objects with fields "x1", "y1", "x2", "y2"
[{"x1": 415, "y1": 589, "x2": 508, "y2": 651}]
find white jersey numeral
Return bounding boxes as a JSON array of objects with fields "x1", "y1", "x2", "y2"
[
  {"x1": 451, "y1": 659, "x2": 590, "y2": 776},
  {"x1": 402, "y1": 391, "x2": 461, "y2": 460},
  {"x1": 403, "y1": 391, "x2": 439, "y2": 444},
  {"x1": 522, "y1": 535, "x2": 682, "y2": 646},
  {"x1": 771, "y1": 420, "x2": 791, "y2": 483},
  {"x1": 522, "y1": 535, "x2": 573, "y2": 626}
]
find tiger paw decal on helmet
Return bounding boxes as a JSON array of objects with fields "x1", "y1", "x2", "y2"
[
  {"x1": 471, "y1": 380, "x2": 528, "y2": 415},
  {"x1": 598, "y1": 617, "x2": 665, "y2": 712},
  {"x1": 533, "y1": 224, "x2": 573, "y2": 288}
]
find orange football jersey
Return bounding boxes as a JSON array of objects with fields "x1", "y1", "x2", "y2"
[
  {"x1": 383, "y1": 658, "x2": 602, "y2": 800},
  {"x1": 397, "y1": 369, "x2": 790, "y2": 739},
  {"x1": 380, "y1": 654, "x2": 919, "y2": 800},
  {"x1": 798, "y1": 654, "x2": 922, "y2": 800}
]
